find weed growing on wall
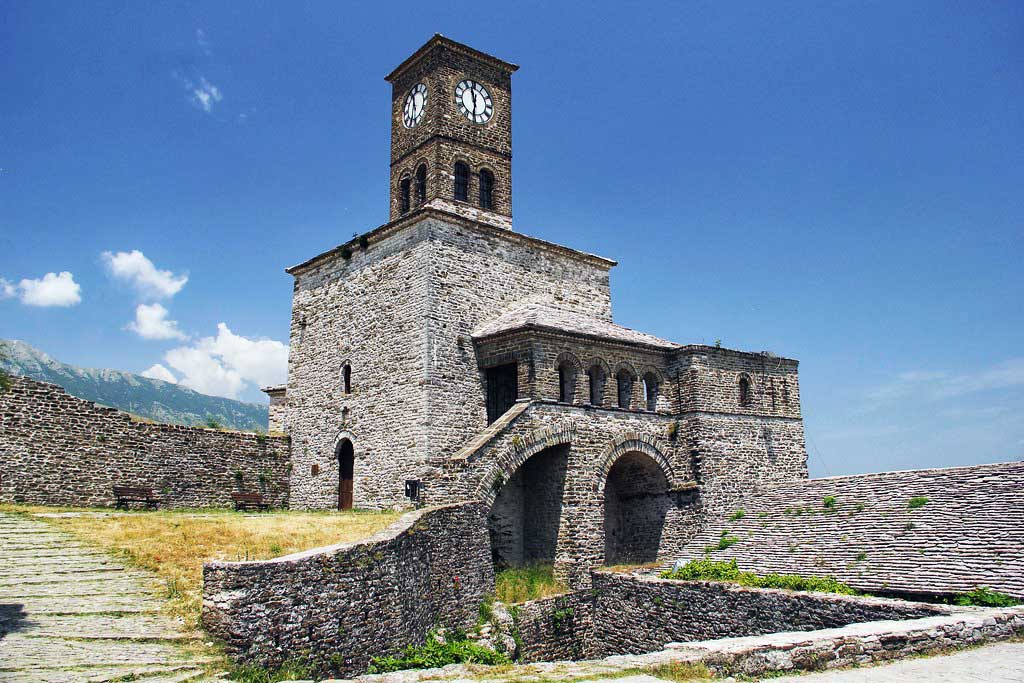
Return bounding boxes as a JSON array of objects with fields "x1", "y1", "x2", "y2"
[
  {"x1": 908, "y1": 496, "x2": 929, "y2": 510},
  {"x1": 367, "y1": 630, "x2": 510, "y2": 673},
  {"x1": 663, "y1": 558, "x2": 859, "y2": 595},
  {"x1": 728, "y1": 509, "x2": 745, "y2": 522}
]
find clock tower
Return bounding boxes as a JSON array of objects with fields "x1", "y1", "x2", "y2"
[{"x1": 385, "y1": 35, "x2": 518, "y2": 227}]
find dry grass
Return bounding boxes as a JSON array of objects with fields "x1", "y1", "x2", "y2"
[
  {"x1": 5, "y1": 505, "x2": 401, "y2": 631},
  {"x1": 494, "y1": 563, "x2": 569, "y2": 604}
]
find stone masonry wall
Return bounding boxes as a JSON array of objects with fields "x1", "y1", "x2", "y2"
[
  {"x1": 202, "y1": 502, "x2": 493, "y2": 678},
  {"x1": 589, "y1": 572, "x2": 946, "y2": 657},
  {"x1": 0, "y1": 376, "x2": 289, "y2": 508},
  {"x1": 514, "y1": 592, "x2": 594, "y2": 663}
]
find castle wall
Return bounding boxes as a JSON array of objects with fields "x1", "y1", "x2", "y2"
[
  {"x1": 0, "y1": 377, "x2": 289, "y2": 508},
  {"x1": 203, "y1": 502, "x2": 492, "y2": 678}
]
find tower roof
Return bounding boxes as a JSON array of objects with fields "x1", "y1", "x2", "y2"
[{"x1": 385, "y1": 34, "x2": 519, "y2": 83}]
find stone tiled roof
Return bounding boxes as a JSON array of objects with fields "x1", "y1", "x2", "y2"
[
  {"x1": 668, "y1": 461, "x2": 1024, "y2": 599},
  {"x1": 473, "y1": 303, "x2": 680, "y2": 350}
]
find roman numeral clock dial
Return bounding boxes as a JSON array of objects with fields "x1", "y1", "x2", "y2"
[
  {"x1": 402, "y1": 83, "x2": 427, "y2": 128},
  {"x1": 455, "y1": 79, "x2": 493, "y2": 124}
]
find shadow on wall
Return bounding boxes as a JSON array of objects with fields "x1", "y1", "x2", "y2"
[
  {"x1": 488, "y1": 444, "x2": 569, "y2": 570},
  {"x1": 604, "y1": 451, "x2": 670, "y2": 565}
]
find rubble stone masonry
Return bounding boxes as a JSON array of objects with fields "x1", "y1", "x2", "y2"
[{"x1": 0, "y1": 376, "x2": 289, "y2": 508}]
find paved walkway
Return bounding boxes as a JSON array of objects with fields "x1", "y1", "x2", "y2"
[{"x1": 0, "y1": 512, "x2": 207, "y2": 682}]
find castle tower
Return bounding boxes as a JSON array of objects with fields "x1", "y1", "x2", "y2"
[{"x1": 385, "y1": 35, "x2": 517, "y2": 228}]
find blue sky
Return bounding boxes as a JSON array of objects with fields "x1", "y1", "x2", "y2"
[{"x1": 1, "y1": 1, "x2": 1021, "y2": 476}]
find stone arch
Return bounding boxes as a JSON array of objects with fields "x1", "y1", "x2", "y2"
[
  {"x1": 599, "y1": 435, "x2": 675, "y2": 565},
  {"x1": 612, "y1": 362, "x2": 639, "y2": 409},
  {"x1": 476, "y1": 423, "x2": 576, "y2": 506},
  {"x1": 596, "y1": 434, "x2": 675, "y2": 494},
  {"x1": 585, "y1": 357, "x2": 610, "y2": 406},
  {"x1": 640, "y1": 366, "x2": 665, "y2": 411},
  {"x1": 738, "y1": 372, "x2": 754, "y2": 406},
  {"x1": 555, "y1": 351, "x2": 583, "y2": 403}
]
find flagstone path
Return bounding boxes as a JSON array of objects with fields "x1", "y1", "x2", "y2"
[{"x1": 0, "y1": 511, "x2": 210, "y2": 682}]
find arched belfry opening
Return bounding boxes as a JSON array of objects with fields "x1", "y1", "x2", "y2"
[
  {"x1": 604, "y1": 452, "x2": 671, "y2": 565},
  {"x1": 487, "y1": 444, "x2": 569, "y2": 571},
  {"x1": 336, "y1": 439, "x2": 354, "y2": 510}
]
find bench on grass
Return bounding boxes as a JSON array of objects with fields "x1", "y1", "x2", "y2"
[
  {"x1": 231, "y1": 491, "x2": 270, "y2": 512},
  {"x1": 112, "y1": 486, "x2": 159, "y2": 510}
]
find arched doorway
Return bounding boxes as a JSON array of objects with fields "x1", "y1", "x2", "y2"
[
  {"x1": 487, "y1": 444, "x2": 569, "y2": 570},
  {"x1": 336, "y1": 439, "x2": 354, "y2": 510},
  {"x1": 604, "y1": 451, "x2": 671, "y2": 565}
]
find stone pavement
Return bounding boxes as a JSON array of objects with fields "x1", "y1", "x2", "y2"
[{"x1": 0, "y1": 512, "x2": 208, "y2": 682}]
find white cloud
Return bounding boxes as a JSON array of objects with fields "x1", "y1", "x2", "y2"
[
  {"x1": 127, "y1": 303, "x2": 188, "y2": 340},
  {"x1": 163, "y1": 323, "x2": 288, "y2": 399},
  {"x1": 0, "y1": 278, "x2": 15, "y2": 299},
  {"x1": 141, "y1": 363, "x2": 178, "y2": 384},
  {"x1": 17, "y1": 272, "x2": 81, "y2": 307},
  {"x1": 102, "y1": 250, "x2": 187, "y2": 299},
  {"x1": 869, "y1": 358, "x2": 1024, "y2": 403}
]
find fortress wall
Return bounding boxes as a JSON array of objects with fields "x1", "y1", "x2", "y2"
[
  {"x1": 0, "y1": 376, "x2": 290, "y2": 508},
  {"x1": 589, "y1": 572, "x2": 946, "y2": 657},
  {"x1": 202, "y1": 501, "x2": 492, "y2": 678}
]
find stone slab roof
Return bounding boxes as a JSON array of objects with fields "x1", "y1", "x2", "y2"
[
  {"x1": 669, "y1": 461, "x2": 1024, "y2": 599},
  {"x1": 473, "y1": 303, "x2": 680, "y2": 350}
]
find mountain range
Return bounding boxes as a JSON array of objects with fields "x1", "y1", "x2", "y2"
[{"x1": 0, "y1": 339, "x2": 268, "y2": 432}]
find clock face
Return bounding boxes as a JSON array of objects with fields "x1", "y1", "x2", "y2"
[
  {"x1": 455, "y1": 79, "x2": 493, "y2": 124},
  {"x1": 402, "y1": 83, "x2": 427, "y2": 128}
]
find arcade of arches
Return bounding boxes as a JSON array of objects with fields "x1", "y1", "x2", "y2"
[{"x1": 486, "y1": 442, "x2": 673, "y2": 572}]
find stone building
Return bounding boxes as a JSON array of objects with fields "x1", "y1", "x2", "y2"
[{"x1": 269, "y1": 35, "x2": 808, "y2": 582}]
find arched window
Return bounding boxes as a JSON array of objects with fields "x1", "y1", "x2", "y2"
[
  {"x1": 558, "y1": 361, "x2": 576, "y2": 403},
  {"x1": 739, "y1": 375, "x2": 752, "y2": 406},
  {"x1": 454, "y1": 162, "x2": 470, "y2": 201},
  {"x1": 342, "y1": 363, "x2": 352, "y2": 394},
  {"x1": 643, "y1": 372, "x2": 659, "y2": 412},
  {"x1": 479, "y1": 169, "x2": 494, "y2": 210},
  {"x1": 616, "y1": 370, "x2": 633, "y2": 409},
  {"x1": 415, "y1": 164, "x2": 427, "y2": 205},
  {"x1": 588, "y1": 365, "x2": 606, "y2": 406},
  {"x1": 399, "y1": 177, "x2": 411, "y2": 214}
]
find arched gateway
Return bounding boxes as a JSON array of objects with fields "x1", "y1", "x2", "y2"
[{"x1": 336, "y1": 438, "x2": 354, "y2": 510}]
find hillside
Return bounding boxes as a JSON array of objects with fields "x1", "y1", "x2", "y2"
[{"x1": 0, "y1": 339, "x2": 268, "y2": 431}]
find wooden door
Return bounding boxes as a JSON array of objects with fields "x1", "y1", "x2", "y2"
[{"x1": 338, "y1": 439, "x2": 354, "y2": 510}]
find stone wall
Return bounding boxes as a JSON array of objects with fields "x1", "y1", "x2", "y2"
[
  {"x1": 202, "y1": 502, "x2": 493, "y2": 678},
  {"x1": 513, "y1": 592, "x2": 594, "y2": 663},
  {"x1": 0, "y1": 376, "x2": 289, "y2": 508},
  {"x1": 589, "y1": 572, "x2": 945, "y2": 657}
]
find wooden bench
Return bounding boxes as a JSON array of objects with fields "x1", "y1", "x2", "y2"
[
  {"x1": 113, "y1": 486, "x2": 159, "y2": 510},
  {"x1": 231, "y1": 492, "x2": 270, "y2": 512}
]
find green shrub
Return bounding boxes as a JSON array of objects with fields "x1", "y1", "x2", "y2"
[
  {"x1": 950, "y1": 587, "x2": 1020, "y2": 607},
  {"x1": 823, "y1": 495, "x2": 837, "y2": 509},
  {"x1": 704, "y1": 534, "x2": 739, "y2": 553},
  {"x1": 662, "y1": 558, "x2": 858, "y2": 596},
  {"x1": 908, "y1": 496, "x2": 929, "y2": 510},
  {"x1": 728, "y1": 509, "x2": 745, "y2": 522},
  {"x1": 367, "y1": 632, "x2": 510, "y2": 673}
]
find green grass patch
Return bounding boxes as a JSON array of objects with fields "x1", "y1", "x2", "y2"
[
  {"x1": 948, "y1": 586, "x2": 1021, "y2": 607},
  {"x1": 646, "y1": 661, "x2": 716, "y2": 681},
  {"x1": 368, "y1": 631, "x2": 510, "y2": 673},
  {"x1": 495, "y1": 563, "x2": 568, "y2": 604},
  {"x1": 908, "y1": 496, "x2": 929, "y2": 510},
  {"x1": 228, "y1": 659, "x2": 314, "y2": 682},
  {"x1": 662, "y1": 557, "x2": 858, "y2": 595}
]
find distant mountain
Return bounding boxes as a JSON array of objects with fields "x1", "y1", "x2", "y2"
[{"x1": 0, "y1": 339, "x2": 268, "y2": 432}]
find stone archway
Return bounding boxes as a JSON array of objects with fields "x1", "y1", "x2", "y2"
[
  {"x1": 603, "y1": 451, "x2": 672, "y2": 565},
  {"x1": 487, "y1": 444, "x2": 570, "y2": 570},
  {"x1": 336, "y1": 439, "x2": 354, "y2": 510}
]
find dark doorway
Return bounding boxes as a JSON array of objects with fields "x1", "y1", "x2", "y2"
[
  {"x1": 488, "y1": 444, "x2": 569, "y2": 570},
  {"x1": 337, "y1": 439, "x2": 354, "y2": 510},
  {"x1": 485, "y1": 363, "x2": 518, "y2": 424},
  {"x1": 604, "y1": 452, "x2": 671, "y2": 565}
]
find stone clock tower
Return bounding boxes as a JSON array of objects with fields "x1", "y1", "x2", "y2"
[{"x1": 385, "y1": 34, "x2": 518, "y2": 227}]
